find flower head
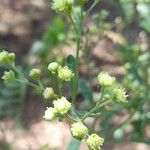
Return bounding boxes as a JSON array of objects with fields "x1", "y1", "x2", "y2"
[
  {"x1": 52, "y1": 0, "x2": 74, "y2": 12},
  {"x1": 98, "y1": 72, "x2": 115, "y2": 87},
  {"x1": 71, "y1": 122, "x2": 88, "y2": 140},
  {"x1": 2, "y1": 70, "x2": 15, "y2": 84},
  {"x1": 43, "y1": 107, "x2": 56, "y2": 121},
  {"x1": 48, "y1": 62, "x2": 59, "y2": 73},
  {"x1": 53, "y1": 97, "x2": 71, "y2": 115},
  {"x1": 0, "y1": 50, "x2": 15, "y2": 63},
  {"x1": 113, "y1": 88, "x2": 127, "y2": 103},
  {"x1": 29, "y1": 68, "x2": 41, "y2": 79},
  {"x1": 86, "y1": 133, "x2": 104, "y2": 150},
  {"x1": 58, "y1": 66, "x2": 74, "y2": 81},
  {"x1": 43, "y1": 87, "x2": 56, "y2": 99}
]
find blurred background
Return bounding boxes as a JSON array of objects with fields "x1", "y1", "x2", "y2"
[{"x1": 0, "y1": 0, "x2": 150, "y2": 150}]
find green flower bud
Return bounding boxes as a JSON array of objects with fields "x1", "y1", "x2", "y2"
[
  {"x1": 86, "y1": 134, "x2": 104, "y2": 150},
  {"x1": 58, "y1": 66, "x2": 74, "y2": 81},
  {"x1": 98, "y1": 72, "x2": 115, "y2": 87},
  {"x1": 71, "y1": 122, "x2": 88, "y2": 140},
  {"x1": 52, "y1": 0, "x2": 74, "y2": 13},
  {"x1": 113, "y1": 88, "x2": 127, "y2": 103},
  {"x1": 48, "y1": 62, "x2": 59, "y2": 73},
  {"x1": 0, "y1": 50, "x2": 16, "y2": 64},
  {"x1": 29, "y1": 68, "x2": 41, "y2": 79},
  {"x1": 43, "y1": 87, "x2": 56, "y2": 99},
  {"x1": 8, "y1": 53, "x2": 15, "y2": 61},
  {"x1": 0, "y1": 51, "x2": 9, "y2": 63},
  {"x1": 43, "y1": 107, "x2": 56, "y2": 121},
  {"x1": 2, "y1": 70, "x2": 15, "y2": 84},
  {"x1": 53, "y1": 96, "x2": 71, "y2": 115}
]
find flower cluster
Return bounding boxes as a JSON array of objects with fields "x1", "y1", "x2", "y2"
[
  {"x1": 29, "y1": 68, "x2": 41, "y2": 80},
  {"x1": 43, "y1": 87, "x2": 56, "y2": 99},
  {"x1": 86, "y1": 133, "x2": 104, "y2": 150},
  {"x1": 98, "y1": 72, "x2": 128, "y2": 103},
  {"x1": 71, "y1": 122, "x2": 88, "y2": 140},
  {"x1": 48, "y1": 62, "x2": 74, "y2": 82},
  {"x1": 70, "y1": 122, "x2": 104, "y2": 150},
  {"x1": 43, "y1": 96, "x2": 71, "y2": 120},
  {"x1": 51, "y1": 0, "x2": 74, "y2": 12},
  {"x1": 0, "y1": 50, "x2": 15, "y2": 64},
  {"x1": 2, "y1": 70, "x2": 16, "y2": 84}
]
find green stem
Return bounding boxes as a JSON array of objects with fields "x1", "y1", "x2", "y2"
[
  {"x1": 72, "y1": 5, "x2": 84, "y2": 106},
  {"x1": 85, "y1": 0, "x2": 101, "y2": 17},
  {"x1": 58, "y1": 79, "x2": 62, "y2": 97},
  {"x1": 67, "y1": 114, "x2": 77, "y2": 122},
  {"x1": 38, "y1": 80, "x2": 44, "y2": 91},
  {"x1": 10, "y1": 64, "x2": 43, "y2": 91},
  {"x1": 68, "y1": 12, "x2": 78, "y2": 34},
  {"x1": 81, "y1": 100, "x2": 112, "y2": 122}
]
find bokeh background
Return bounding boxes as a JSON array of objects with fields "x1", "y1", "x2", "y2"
[{"x1": 0, "y1": 0, "x2": 150, "y2": 150}]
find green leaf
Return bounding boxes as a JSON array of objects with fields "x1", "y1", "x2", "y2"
[
  {"x1": 67, "y1": 138, "x2": 80, "y2": 150},
  {"x1": 78, "y1": 79, "x2": 93, "y2": 103},
  {"x1": 139, "y1": 18, "x2": 150, "y2": 32},
  {"x1": 66, "y1": 55, "x2": 76, "y2": 70},
  {"x1": 66, "y1": 55, "x2": 78, "y2": 100}
]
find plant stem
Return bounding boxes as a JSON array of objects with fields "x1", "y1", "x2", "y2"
[
  {"x1": 81, "y1": 100, "x2": 112, "y2": 122},
  {"x1": 58, "y1": 79, "x2": 62, "y2": 97},
  {"x1": 85, "y1": 0, "x2": 101, "y2": 18},
  {"x1": 72, "y1": 5, "x2": 84, "y2": 106},
  {"x1": 68, "y1": 13, "x2": 78, "y2": 34},
  {"x1": 38, "y1": 80, "x2": 44, "y2": 91},
  {"x1": 67, "y1": 114, "x2": 77, "y2": 123}
]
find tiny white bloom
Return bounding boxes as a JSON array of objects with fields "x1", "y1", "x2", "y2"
[{"x1": 43, "y1": 107, "x2": 56, "y2": 121}]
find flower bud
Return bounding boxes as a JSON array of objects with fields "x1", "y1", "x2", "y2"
[
  {"x1": 2, "y1": 70, "x2": 15, "y2": 84},
  {"x1": 43, "y1": 87, "x2": 56, "y2": 99},
  {"x1": 71, "y1": 122, "x2": 88, "y2": 140},
  {"x1": 112, "y1": 88, "x2": 127, "y2": 103},
  {"x1": 43, "y1": 107, "x2": 56, "y2": 121},
  {"x1": 86, "y1": 134, "x2": 104, "y2": 150},
  {"x1": 98, "y1": 72, "x2": 115, "y2": 87},
  {"x1": 52, "y1": 0, "x2": 74, "y2": 13},
  {"x1": 58, "y1": 66, "x2": 74, "y2": 81},
  {"x1": 48, "y1": 62, "x2": 59, "y2": 73},
  {"x1": 0, "y1": 51, "x2": 8, "y2": 63},
  {"x1": 0, "y1": 50, "x2": 16, "y2": 64},
  {"x1": 29, "y1": 68, "x2": 41, "y2": 79},
  {"x1": 53, "y1": 97, "x2": 71, "y2": 115},
  {"x1": 8, "y1": 53, "x2": 15, "y2": 61}
]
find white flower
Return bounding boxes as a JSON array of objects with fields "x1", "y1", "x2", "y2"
[
  {"x1": 43, "y1": 107, "x2": 56, "y2": 121},
  {"x1": 86, "y1": 133, "x2": 104, "y2": 150},
  {"x1": 53, "y1": 97, "x2": 71, "y2": 115},
  {"x1": 48, "y1": 62, "x2": 59, "y2": 73},
  {"x1": 71, "y1": 122, "x2": 88, "y2": 140},
  {"x1": 98, "y1": 72, "x2": 115, "y2": 87},
  {"x1": 58, "y1": 66, "x2": 74, "y2": 81}
]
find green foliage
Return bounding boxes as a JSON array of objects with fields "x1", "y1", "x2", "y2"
[{"x1": 67, "y1": 138, "x2": 80, "y2": 150}]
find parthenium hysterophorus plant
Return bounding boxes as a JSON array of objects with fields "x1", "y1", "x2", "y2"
[{"x1": 0, "y1": 0, "x2": 128, "y2": 149}]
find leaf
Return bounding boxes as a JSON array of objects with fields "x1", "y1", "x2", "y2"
[
  {"x1": 66, "y1": 55, "x2": 78, "y2": 100},
  {"x1": 66, "y1": 55, "x2": 76, "y2": 70},
  {"x1": 67, "y1": 138, "x2": 80, "y2": 150},
  {"x1": 78, "y1": 79, "x2": 93, "y2": 103},
  {"x1": 139, "y1": 18, "x2": 150, "y2": 32}
]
